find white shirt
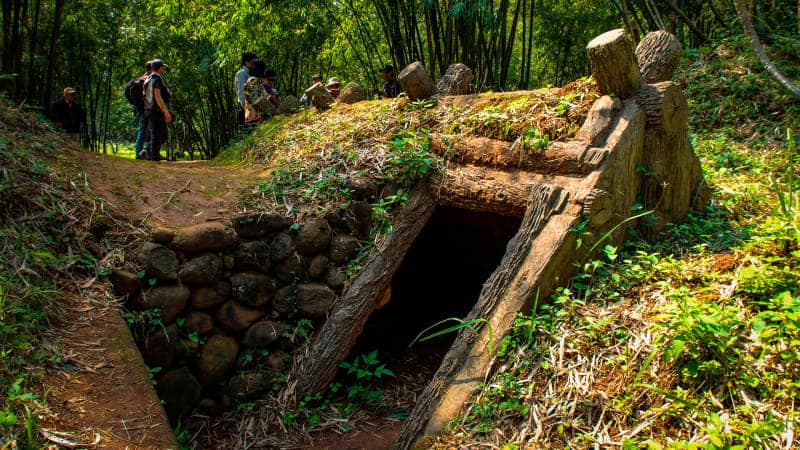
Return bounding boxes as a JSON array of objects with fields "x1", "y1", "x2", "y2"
[{"x1": 235, "y1": 66, "x2": 249, "y2": 107}]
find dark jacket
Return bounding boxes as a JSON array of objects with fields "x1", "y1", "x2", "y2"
[{"x1": 50, "y1": 98, "x2": 85, "y2": 133}]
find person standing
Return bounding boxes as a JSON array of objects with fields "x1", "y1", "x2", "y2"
[
  {"x1": 235, "y1": 52, "x2": 258, "y2": 125},
  {"x1": 378, "y1": 64, "x2": 402, "y2": 98},
  {"x1": 144, "y1": 59, "x2": 172, "y2": 162},
  {"x1": 50, "y1": 87, "x2": 86, "y2": 141},
  {"x1": 130, "y1": 61, "x2": 152, "y2": 159}
]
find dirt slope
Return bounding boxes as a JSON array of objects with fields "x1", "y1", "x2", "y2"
[
  {"x1": 61, "y1": 152, "x2": 267, "y2": 227},
  {"x1": 30, "y1": 148, "x2": 267, "y2": 449}
]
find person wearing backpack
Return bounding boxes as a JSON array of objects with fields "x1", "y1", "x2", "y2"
[
  {"x1": 143, "y1": 59, "x2": 172, "y2": 162},
  {"x1": 124, "y1": 61, "x2": 152, "y2": 159}
]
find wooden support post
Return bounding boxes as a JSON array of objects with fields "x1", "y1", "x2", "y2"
[
  {"x1": 280, "y1": 186, "x2": 436, "y2": 400},
  {"x1": 429, "y1": 163, "x2": 561, "y2": 217},
  {"x1": 586, "y1": 29, "x2": 643, "y2": 98},
  {"x1": 635, "y1": 30, "x2": 682, "y2": 83},
  {"x1": 635, "y1": 81, "x2": 689, "y2": 132},
  {"x1": 398, "y1": 61, "x2": 438, "y2": 101},
  {"x1": 437, "y1": 63, "x2": 473, "y2": 96},
  {"x1": 338, "y1": 82, "x2": 365, "y2": 104},
  {"x1": 428, "y1": 134, "x2": 606, "y2": 175}
]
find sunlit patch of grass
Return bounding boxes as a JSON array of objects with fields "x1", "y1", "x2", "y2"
[{"x1": 433, "y1": 39, "x2": 800, "y2": 450}]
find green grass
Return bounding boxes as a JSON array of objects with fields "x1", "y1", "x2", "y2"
[
  {"x1": 111, "y1": 142, "x2": 138, "y2": 160},
  {"x1": 436, "y1": 35, "x2": 800, "y2": 449}
]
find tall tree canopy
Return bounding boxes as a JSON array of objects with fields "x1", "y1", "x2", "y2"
[{"x1": 1, "y1": 0, "x2": 797, "y2": 157}]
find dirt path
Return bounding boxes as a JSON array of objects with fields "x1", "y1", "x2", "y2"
[
  {"x1": 66, "y1": 151, "x2": 268, "y2": 227},
  {"x1": 38, "y1": 151, "x2": 266, "y2": 449},
  {"x1": 45, "y1": 150, "x2": 409, "y2": 449},
  {"x1": 40, "y1": 286, "x2": 178, "y2": 449}
]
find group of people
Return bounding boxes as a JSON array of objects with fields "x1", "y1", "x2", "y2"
[
  {"x1": 127, "y1": 59, "x2": 172, "y2": 161},
  {"x1": 235, "y1": 51, "x2": 404, "y2": 124},
  {"x1": 235, "y1": 53, "x2": 282, "y2": 124},
  {"x1": 52, "y1": 54, "x2": 404, "y2": 157}
]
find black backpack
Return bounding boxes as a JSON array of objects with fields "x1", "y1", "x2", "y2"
[{"x1": 124, "y1": 76, "x2": 145, "y2": 109}]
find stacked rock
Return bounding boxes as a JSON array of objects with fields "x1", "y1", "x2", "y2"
[{"x1": 112, "y1": 207, "x2": 373, "y2": 423}]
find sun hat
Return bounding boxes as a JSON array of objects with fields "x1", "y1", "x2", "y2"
[
  {"x1": 311, "y1": 73, "x2": 322, "y2": 80},
  {"x1": 326, "y1": 77, "x2": 341, "y2": 87}
]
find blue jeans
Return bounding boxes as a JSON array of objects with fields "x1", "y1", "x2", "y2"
[{"x1": 134, "y1": 108, "x2": 150, "y2": 159}]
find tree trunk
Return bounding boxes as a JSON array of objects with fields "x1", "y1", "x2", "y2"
[
  {"x1": 665, "y1": 0, "x2": 708, "y2": 43},
  {"x1": 733, "y1": 0, "x2": 800, "y2": 97},
  {"x1": 9, "y1": 0, "x2": 23, "y2": 98},
  {"x1": 1, "y1": 0, "x2": 11, "y2": 73},
  {"x1": 26, "y1": 0, "x2": 42, "y2": 104},
  {"x1": 43, "y1": 0, "x2": 65, "y2": 107},
  {"x1": 281, "y1": 185, "x2": 437, "y2": 400},
  {"x1": 611, "y1": 0, "x2": 638, "y2": 42}
]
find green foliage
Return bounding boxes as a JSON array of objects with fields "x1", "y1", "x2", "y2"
[
  {"x1": 285, "y1": 318, "x2": 315, "y2": 343},
  {"x1": 0, "y1": 110, "x2": 107, "y2": 447},
  {"x1": 656, "y1": 289, "x2": 748, "y2": 385},
  {"x1": 464, "y1": 373, "x2": 530, "y2": 435},
  {"x1": 410, "y1": 317, "x2": 494, "y2": 354},
  {"x1": 371, "y1": 189, "x2": 408, "y2": 234},
  {"x1": 770, "y1": 128, "x2": 798, "y2": 219},
  {"x1": 521, "y1": 127, "x2": 549, "y2": 151},
  {"x1": 284, "y1": 350, "x2": 396, "y2": 430},
  {"x1": 338, "y1": 350, "x2": 395, "y2": 404},
  {"x1": 383, "y1": 129, "x2": 435, "y2": 185}
]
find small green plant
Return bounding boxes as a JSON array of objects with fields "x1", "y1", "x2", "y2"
[
  {"x1": 384, "y1": 129, "x2": 436, "y2": 184},
  {"x1": 173, "y1": 417, "x2": 193, "y2": 450},
  {"x1": 0, "y1": 408, "x2": 17, "y2": 429},
  {"x1": 521, "y1": 127, "x2": 549, "y2": 151},
  {"x1": 656, "y1": 288, "x2": 749, "y2": 386},
  {"x1": 338, "y1": 350, "x2": 395, "y2": 404},
  {"x1": 410, "y1": 97, "x2": 437, "y2": 110},
  {"x1": 371, "y1": 189, "x2": 409, "y2": 234},
  {"x1": 635, "y1": 162, "x2": 657, "y2": 177},
  {"x1": 410, "y1": 317, "x2": 495, "y2": 354},
  {"x1": 771, "y1": 128, "x2": 798, "y2": 218},
  {"x1": 285, "y1": 318, "x2": 315, "y2": 343}
]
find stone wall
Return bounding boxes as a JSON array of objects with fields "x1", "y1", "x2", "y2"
[{"x1": 111, "y1": 207, "x2": 372, "y2": 424}]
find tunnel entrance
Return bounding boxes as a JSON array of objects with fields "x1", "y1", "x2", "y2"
[{"x1": 350, "y1": 206, "x2": 522, "y2": 396}]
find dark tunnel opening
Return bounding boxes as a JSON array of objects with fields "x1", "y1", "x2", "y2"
[{"x1": 348, "y1": 206, "x2": 522, "y2": 395}]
